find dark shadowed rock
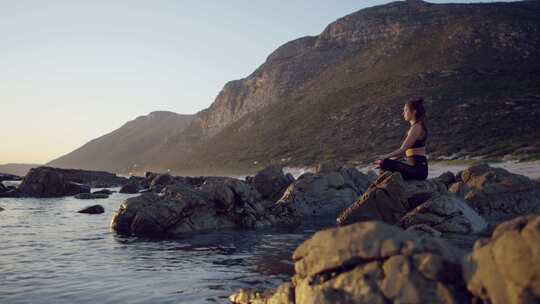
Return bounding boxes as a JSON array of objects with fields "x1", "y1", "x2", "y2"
[
  {"x1": 449, "y1": 164, "x2": 540, "y2": 225},
  {"x1": 463, "y1": 215, "x2": 540, "y2": 304},
  {"x1": 1, "y1": 167, "x2": 91, "y2": 198},
  {"x1": 92, "y1": 189, "x2": 114, "y2": 195},
  {"x1": 149, "y1": 173, "x2": 174, "y2": 192},
  {"x1": 252, "y1": 165, "x2": 294, "y2": 202},
  {"x1": 119, "y1": 182, "x2": 140, "y2": 194},
  {"x1": 78, "y1": 205, "x2": 105, "y2": 214},
  {"x1": 436, "y1": 171, "x2": 456, "y2": 188},
  {"x1": 0, "y1": 172, "x2": 22, "y2": 182},
  {"x1": 275, "y1": 165, "x2": 370, "y2": 220},
  {"x1": 399, "y1": 194, "x2": 488, "y2": 235},
  {"x1": 0, "y1": 206, "x2": 4, "y2": 212},
  {"x1": 0, "y1": 183, "x2": 6, "y2": 194},
  {"x1": 337, "y1": 172, "x2": 447, "y2": 226},
  {"x1": 74, "y1": 193, "x2": 109, "y2": 200},
  {"x1": 30, "y1": 167, "x2": 128, "y2": 188},
  {"x1": 111, "y1": 177, "x2": 296, "y2": 237},
  {"x1": 231, "y1": 221, "x2": 469, "y2": 304}
]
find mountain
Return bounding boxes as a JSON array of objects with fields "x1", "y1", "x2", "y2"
[
  {"x1": 49, "y1": 0, "x2": 540, "y2": 175},
  {"x1": 48, "y1": 111, "x2": 195, "y2": 173},
  {"x1": 0, "y1": 163, "x2": 41, "y2": 177}
]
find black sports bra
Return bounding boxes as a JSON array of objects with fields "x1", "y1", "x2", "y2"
[{"x1": 410, "y1": 123, "x2": 427, "y2": 148}]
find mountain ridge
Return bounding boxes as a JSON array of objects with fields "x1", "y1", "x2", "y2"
[{"x1": 49, "y1": 0, "x2": 540, "y2": 175}]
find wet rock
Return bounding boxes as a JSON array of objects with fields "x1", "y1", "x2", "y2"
[
  {"x1": 74, "y1": 193, "x2": 109, "y2": 199},
  {"x1": 251, "y1": 165, "x2": 294, "y2": 202},
  {"x1": 337, "y1": 172, "x2": 447, "y2": 226},
  {"x1": 449, "y1": 164, "x2": 540, "y2": 225},
  {"x1": 463, "y1": 215, "x2": 540, "y2": 304},
  {"x1": 92, "y1": 189, "x2": 114, "y2": 195},
  {"x1": 119, "y1": 182, "x2": 140, "y2": 194},
  {"x1": 399, "y1": 194, "x2": 488, "y2": 234},
  {"x1": 275, "y1": 165, "x2": 371, "y2": 219},
  {"x1": 111, "y1": 177, "x2": 295, "y2": 237},
  {"x1": 1, "y1": 167, "x2": 91, "y2": 198},
  {"x1": 78, "y1": 204, "x2": 105, "y2": 214},
  {"x1": 232, "y1": 221, "x2": 470, "y2": 304}
]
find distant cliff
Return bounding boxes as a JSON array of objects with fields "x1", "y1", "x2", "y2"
[
  {"x1": 48, "y1": 111, "x2": 195, "y2": 172},
  {"x1": 49, "y1": 0, "x2": 540, "y2": 175}
]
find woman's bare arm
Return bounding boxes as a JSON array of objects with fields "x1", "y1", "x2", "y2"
[{"x1": 378, "y1": 125, "x2": 422, "y2": 159}]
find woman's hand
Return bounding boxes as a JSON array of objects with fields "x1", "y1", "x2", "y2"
[{"x1": 372, "y1": 157, "x2": 384, "y2": 169}]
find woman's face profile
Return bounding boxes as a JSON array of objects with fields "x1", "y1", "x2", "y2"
[{"x1": 403, "y1": 104, "x2": 413, "y2": 122}]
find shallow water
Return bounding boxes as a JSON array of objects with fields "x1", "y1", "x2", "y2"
[{"x1": 0, "y1": 191, "x2": 325, "y2": 304}]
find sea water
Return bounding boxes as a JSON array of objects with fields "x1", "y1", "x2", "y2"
[{"x1": 0, "y1": 191, "x2": 324, "y2": 304}]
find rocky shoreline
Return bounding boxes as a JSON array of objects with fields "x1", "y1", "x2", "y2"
[
  {"x1": 1, "y1": 161, "x2": 539, "y2": 303},
  {"x1": 106, "y1": 160, "x2": 540, "y2": 304}
]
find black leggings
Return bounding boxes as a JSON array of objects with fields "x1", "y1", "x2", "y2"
[{"x1": 379, "y1": 156, "x2": 428, "y2": 180}]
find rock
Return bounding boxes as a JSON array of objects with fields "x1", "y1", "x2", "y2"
[
  {"x1": 232, "y1": 221, "x2": 470, "y2": 304},
  {"x1": 463, "y1": 215, "x2": 540, "y2": 304},
  {"x1": 448, "y1": 164, "x2": 540, "y2": 225},
  {"x1": 337, "y1": 172, "x2": 447, "y2": 226},
  {"x1": 74, "y1": 193, "x2": 109, "y2": 199},
  {"x1": 23, "y1": 167, "x2": 128, "y2": 188},
  {"x1": 315, "y1": 160, "x2": 345, "y2": 174},
  {"x1": 0, "y1": 172, "x2": 22, "y2": 182},
  {"x1": 0, "y1": 167, "x2": 91, "y2": 198},
  {"x1": 251, "y1": 165, "x2": 294, "y2": 202},
  {"x1": 78, "y1": 205, "x2": 105, "y2": 214},
  {"x1": 230, "y1": 282, "x2": 295, "y2": 304},
  {"x1": 275, "y1": 165, "x2": 371, "y2": 219},
  {"x1": 0, "y1": 182, "x2": 6, "y2": 194},
  {"x1": 92, "y1": 189, "x2": 114, "y2": 195},
  {"x1": 149, "y1": 173, "x2": 174, "y2": 192},
  {"x1": 399, "y1": 194, "x2": 488, "y2": 235},
  {"x1": 111, "y1": 177, "x2": 294, "y2": 237},
  {"x1": 119, "y1": 182, "x2": 140, "y2": 194},
  {"x1": 436, "y1": 171, "x2": 456, "y2": 188},
  {"x1": 0, "y1": 206, "x2": 4, "y2": 212}
]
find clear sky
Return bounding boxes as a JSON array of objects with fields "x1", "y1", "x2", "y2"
[{"x1": 0, "y1": 0, "x2": 520, "y2": 164}]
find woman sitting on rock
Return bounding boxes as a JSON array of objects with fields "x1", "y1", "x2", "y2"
[{"x1": 373, "y1": 97, "x2": 429, "y2": 180}]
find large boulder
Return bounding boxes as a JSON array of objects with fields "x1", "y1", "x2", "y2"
[
  {"x1": 1, "y1": 167, "x2": 90, "y2": 198},
  {"x1": 463, "y1": 215, "x2": 540, "y2": 304},
  {"x1": 231, "y1": 221, "x2": 469, "y2": 304},
  {"x1": 449, "y1": 164, "x2": 540, "y2": 225},
  {"x1": 111, "y1": 177, "x2": 296, "y2": 237},
  {"x1": 275, "y1": 164, "x2": 371, "y2": 219},
  {"x1": 251, "y1": 165, "x2": 294, "y2": 202},
  {"x1": 399, "y1": 194, "x2": 488, "y2": 235},
  {"x1": 337, "y1": 172, "x2": 447, "y2": 226}
]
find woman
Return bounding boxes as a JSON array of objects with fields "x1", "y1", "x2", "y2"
[{"x1": 373, "y1": 97, "x2": 429, "y2": 180}]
